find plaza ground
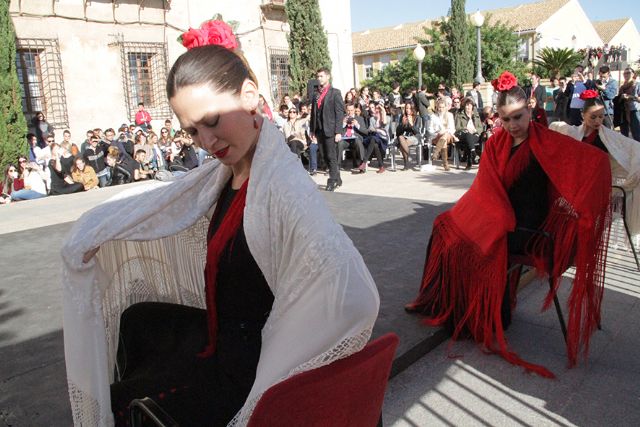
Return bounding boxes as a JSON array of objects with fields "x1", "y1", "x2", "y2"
[{"x1": 0, "y1": 164, "x2": 638, "y2": 426}]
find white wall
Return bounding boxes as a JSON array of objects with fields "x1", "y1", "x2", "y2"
[
  {"x1": 319, "y1": 0, "x2": 355, "y2": 92},
  {"x1": 610, "y1": 19, "x2": 640, "y2": 67},
  {"x1": 536, "y1": 0, "x2": 603, "y2": 51}
]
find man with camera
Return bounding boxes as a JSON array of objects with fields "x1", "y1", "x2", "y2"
[
  {"x1": 594, "y1": 65, "x2": 618, "y2": 128},
  {"x1": 341, "y1": 103, "x2": 366, "y2": 170}
]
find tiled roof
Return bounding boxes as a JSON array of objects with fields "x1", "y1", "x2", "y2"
[
  {"x1": 352, "y1": 0, "x2": 571, "y2": 55},
  {"x1": 483, "y1": 0, "x2": 570, "y2": 32},
  {"x1": 592, "y1": 18, "x2": 629, "y2": 43},
  {"x1": 352, "y1": 20, "x2": 434, "y2": 55}
]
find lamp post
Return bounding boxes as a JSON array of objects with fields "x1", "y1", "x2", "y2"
[
  {"x1": 471, "y1": 10, "x2": 485, "y2": 84},
  {"x1": 413, "y1": 43, "x2": 426, "y2": 88}
]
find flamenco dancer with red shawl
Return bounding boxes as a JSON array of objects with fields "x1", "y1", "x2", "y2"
[{"x1": 406, "y1": 72, "x2": 612, "y2": 378}]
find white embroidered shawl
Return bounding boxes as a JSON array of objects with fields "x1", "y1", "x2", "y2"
[
  {"x1": 61, "y1": 121, "x2": 380, "y2": 426},
  {"x1": 549, "y1": 122, "x2": 640, "y2": 237}
]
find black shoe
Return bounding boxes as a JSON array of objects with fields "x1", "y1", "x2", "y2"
[
  {"x1": 336, "y1": 178, "x2": 343, "y2": 187},
  {"x1": 326, "y1": 180, "x2": 338, "y2": 192},
  {"x1": 309, "y1": 170, "x2": 317, "y2": 176}
]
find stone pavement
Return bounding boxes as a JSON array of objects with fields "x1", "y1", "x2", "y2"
[{"x1": 1, "y1": 164, "x2": 639, "y2": 426}]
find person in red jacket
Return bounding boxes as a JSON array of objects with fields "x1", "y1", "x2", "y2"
[{"x1": 135, "y1": 102, "x2": 152, "y2": 131}]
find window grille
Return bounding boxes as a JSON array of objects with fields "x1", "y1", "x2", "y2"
[
  {"x1": 117, "y1": 41, "x2": 171, "y2": 122},
  {"x1": 269, "y1": 47, "x2": 290, "y2": 104},
  {"x1": 15, "y1": 38, "x2": 69, "y2": 128}
]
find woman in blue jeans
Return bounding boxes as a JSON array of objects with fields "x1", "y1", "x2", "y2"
[{"x1": 619, "y1": 67, "x2": 640, "y2": 142}]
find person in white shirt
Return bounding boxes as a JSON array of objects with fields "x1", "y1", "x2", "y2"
[{"x1": 429, "y1": 98, "x2": 456, "y2": 171}]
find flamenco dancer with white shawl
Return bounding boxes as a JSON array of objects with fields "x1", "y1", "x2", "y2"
[
  {"x1": 61, "y1": 20, "x2": 379, "y2": 426},
  {"x1": 406, "y1": 72, "x2": 612, "y2": 378},
  {"x1": 550, "y1": 89, "x2": 640, "y2": 254}
]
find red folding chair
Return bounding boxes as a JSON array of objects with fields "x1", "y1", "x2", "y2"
[
  {"x1": 130, "y1": 333, "x2": 400, "y2": 427},
  {"x1": 247, "y1": 333, "x2": 399, "y2": 427}
]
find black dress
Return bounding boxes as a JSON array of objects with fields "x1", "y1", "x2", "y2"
[
  {"x1": 48, "y1": 159, "x2": 83, "y2": 195},
  {"x1": 111, "y1": 180, "x2": 274, "y2": 426},
  {"x1": 503, "y1": 143, "x2": 549, "y2": 329}
]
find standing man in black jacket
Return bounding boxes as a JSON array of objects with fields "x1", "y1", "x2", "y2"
[{"x1": 311, "y1": 67, "x2": 345, "y2": 192}]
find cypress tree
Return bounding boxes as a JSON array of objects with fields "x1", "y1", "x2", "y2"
[
  {"x1": 448, "y1": 0, "x2": 473, "y2": 88},
  {"x1": 285, "y1": 0, "x2": 332, "y2": 98},
  {"x1": 0, "y1": 1, "x2": 28, "y2": 174}
]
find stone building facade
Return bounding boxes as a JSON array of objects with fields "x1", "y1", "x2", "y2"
[{"x1": 9, "y1": 0, "x2": 353, "y2": 140}]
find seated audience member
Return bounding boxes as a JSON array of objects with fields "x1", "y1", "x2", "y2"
[
  {"x1": 481, "y1": 106, "x2": 501, "y2": 141},
  {"x1": 258, "y1": 94, "x2": 273, "y2": 121},
  {"x1": 528, "y1": 97, "x2": 548, "y2": 127},
  {"x1": 80, "y1": 130, "x2": 95, "y2": 154},
  {"x1": 83, "y1": 136, "x2": 110, "y2": 187},
  {"x1": 49, "y1": 143, "x2": 84, "y2": 195},
  {"x1": 133, "y1": 133, "x2": 153, "y2": 163},
  {"x1": 62, "y1": 130, "x2": 80, "y2": 156},
  {"x1": 550, "y1": 90, "x2": 640, "y2": 244},
  {"x1": 133, "y1": 150, "x2": 155, "y2": 181},
  {"x1": 283, "y1": 107, "x2": 308, "y2": 158},
  {"x1": 274, "y1": 104, "x2": 288, "y2": 130},
  {"x1": 11, "y1": 157, "x2": 47, "y2": 201},
  {"x1": 59, "y1": 142, "x2": 76, "y2": 176},
  {"x1": 149, "y1": 132, "x2": 167, "y2": 171},
  {"x1": 353, "y1": 101, "x2": 388, "y2": 174},
  {"x1": 454, "y1": 98, "x2": 483, "y2": 170},
  {"x1": 449, "y1": 97, "x2": 461, "y2": 115},
  {"x1": 395, "y1": 103, "x2": 422, "y2": 170},
  {"x1": 341, "y1": 103, "x2": 366, "y2": 169},
  {"x1": 71, "y1": 156, "x2": 99, "y2": 190},
  {"x1": 406, "y1": 72, "x2": 612, "y2": 378},
  {"x1": 105, "y1": 147, "x2": 135, "y2": 186},
  {"x1": 178, "y1": 135, "x2": 199, "y2": 170},
  {"x1": 430, "y1": 98, "x2": 456, "y2": 171},
  {"x1": 164, "y1": 119, "x2": 176, "y2": 137},
  {"x1": 159, "y1": 127, "x2": 172, "y2": 147},
  {"x1": 0, "y1": 164, "x2": 24, "y2": 204},
  {"x1": 104, "y1": 128, "x2": 125, "y2": 156}
]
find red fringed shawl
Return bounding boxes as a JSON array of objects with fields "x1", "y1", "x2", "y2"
[
  {"x1": 199, "y1": 179, "x2": 249, "y2": 358},
  {"x1": 408, "y1": 122, "x2": 611, "y2": 378}
]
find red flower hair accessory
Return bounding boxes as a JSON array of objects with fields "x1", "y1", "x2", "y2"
[
  {"x1": 580, "y1": 90, "x2": 599, "y2": 101},
  {"x1": 491, "y1": 71, "x2": 518, "y2": 92},
  {"x1": 179, "y1": 18, "x2": 239, "y2": 51}
]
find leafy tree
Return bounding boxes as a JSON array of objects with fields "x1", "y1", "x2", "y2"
[
  {"x1": 359, "y1": 54, "x2": 419, "y2": 95},
  {"x1": 0, "y1": 1, "x2": 28, "y2": 173},
  {"x1": 448, "y1": 0, "x2": 473, "y2": 88},
  {"x1": 285, "y1": 0, "x2": 332, "y2": 97},
  {"x1": 533, "y1": 47, "x2": 583, "y2": 79},
  {"x1": 362, "y1": 13, "x2": 531, "y2": 95}
]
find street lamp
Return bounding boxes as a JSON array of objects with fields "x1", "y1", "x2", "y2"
[
  {"x1": 413, "y1": 43, "x2": 426, "y2": 88},
  {"x1": 471, "y1": 10, "x2": 485, "y2": 84}
]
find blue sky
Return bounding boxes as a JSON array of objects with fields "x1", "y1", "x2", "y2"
[{"x1": 350, "y1": 0, "x2": 639, "y2": 33}]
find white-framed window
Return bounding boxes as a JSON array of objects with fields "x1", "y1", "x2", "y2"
[
  {"x1": 363, "y1": 57, "x2": 374, "y2": 79},
  {"x1": 517, "y1": 37, "x2": 531, "y2": 62},
  {"x1": 379, "y1": 54, "x2": 391, "y2": 70}
]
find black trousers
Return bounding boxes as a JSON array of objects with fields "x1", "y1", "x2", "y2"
[
  {"x1": 50, "y1": 182, "x2": 84, "y2": 195},
  {"x1": 317, "y1": 133, "x2": 340, "y2": 182},
  {"x1": 339, "y1": 137, "x2": 365, "y2": 168},
  {"x1": 456, "y1": 132, "x2": 480, "y2": 166},
  {"x1": 364, "y1": 136, "x2": 384, "y2": 168}
]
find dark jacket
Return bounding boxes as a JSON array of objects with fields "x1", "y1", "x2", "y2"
[
  {"x1": 454, "y1": 111, "x2": 483, "y2": 135},
  {"x1": 525, "y1": 84, "x2": 547, "y2": 109},
  {"x1": 342, "y1": 115, "x2": 368, "y2": 140},
  {"x1": 417, "y1": 91, "x2": 430, "y2": 117},
  {"x1": 310, "y1": 87, "x2": 345, "y2": 138},
  {"x1": 465, "y1": 89, "x2": 484, "y2": 110}
]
